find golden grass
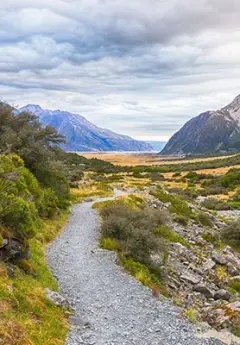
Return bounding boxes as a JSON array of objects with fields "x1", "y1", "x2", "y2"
[
  {"x1": 71, "y1": 183, "x2": 113, "y2": 203},
  {"x1": 81, "y1": 152, "x2": 238, "y2": 167},
  {"x1": 163, "y1": 165, "x2": 240, "y2": 179}
]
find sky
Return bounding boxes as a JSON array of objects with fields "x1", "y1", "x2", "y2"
[{"x1": 1, "y1": 0, "x2": 240, "y2": 141}]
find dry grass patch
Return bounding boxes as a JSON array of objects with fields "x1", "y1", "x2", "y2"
[
  {"x1": 71, "y1": 183, "x2": 113, "y2": 203},
  {"x1": 81, "y1": 153, "x2": 238, "y2": 167}
]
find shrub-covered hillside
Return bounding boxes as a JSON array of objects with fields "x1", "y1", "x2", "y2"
[{"x1": 0, "y1": 103, "x2": 116, "y2": 345}]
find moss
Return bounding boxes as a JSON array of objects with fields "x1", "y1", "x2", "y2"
[{"x1": 156, "y1": 225, "x2": 190, "y2": 247}]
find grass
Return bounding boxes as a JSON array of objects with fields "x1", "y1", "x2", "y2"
[
  {"x1": 99, "y1": 235, "x2": 167, "y2": 293},
  {"x1": 71, "y1": 182, "x2": 113, "y2": 203},
  {"x1": 99, "y1": 237, "x2": 120, "y2": 251},
  {"x1": 0, "y1": 212, "x2": 69, "y2": 345},
  {"x1": 93, "y1": 194, "x2": 145, "y2": 211},
  {"x1": 81, "y1": 152, "x2": 238, "y2": 167},
  {"x1": 156, "y1": 225, "x2": 190, "y2": 247}
]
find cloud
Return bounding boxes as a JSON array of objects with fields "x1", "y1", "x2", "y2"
[{"x1": 1, "y1": 0, "x2": 240, "y2": 140}]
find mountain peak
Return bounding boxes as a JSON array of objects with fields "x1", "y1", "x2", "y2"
[
  {"x1": 161, "y1": 94, "x2": 240, "y2": 155},
  {"x1": 21, "y1": 104, "x2": 43, "y2": 113}
]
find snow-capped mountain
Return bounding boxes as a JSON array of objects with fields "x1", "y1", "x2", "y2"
[
  {"x1": 161, "y1": 94, "x2": 240, "y2": 155},
  {"x1": 19, "y1": 105, "x2": 153, "y2": 152}
]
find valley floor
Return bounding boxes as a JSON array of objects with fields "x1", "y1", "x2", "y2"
[{"x1": 46, "y1": 194, "x2": 222, "y2": 345}]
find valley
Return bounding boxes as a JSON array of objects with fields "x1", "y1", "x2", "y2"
[{"x1": 0, "y1": 104, "x2": 239, "y2": 345}]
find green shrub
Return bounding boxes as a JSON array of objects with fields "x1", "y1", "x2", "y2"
[
  {"x1": 185, "y1": 171, "x2": 199, "y2": 181},
  {"x1": 198, "y1": 212, "x2": 213, "y2": 227},
  {"x1": 202, "y1": 197, "x2": 231, "y2": 211},
  {"x1": 172, "y1": 172, "x2": 181, "y2": 177},
  {"x1": 173, "y1": 214, "x2": 189, "y2": 226},
  {"x1": 201, "y1": 186, "x2": 228, "y2": 196},
  {"x1": 220, "y1": 168, "x2": 240, "y2": 190},
  {"x1": 100, "y1": 202, "x2": 168, "y2": 264},
  {"x1": 222, "y1": 219, "x2": 240, "y2": 249}
]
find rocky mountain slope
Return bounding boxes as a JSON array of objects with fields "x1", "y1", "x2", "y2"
[
  {"x1": 161, "y1": 95, "x2": 240, "y2": 155},
  {"x1": 19, "y1": 105, "x2": 153, "y2": 152}
]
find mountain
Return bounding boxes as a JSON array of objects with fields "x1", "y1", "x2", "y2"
[
  {"x1": 161, "y1": 94, "x2": 240, "y2": 155},
  {"x1": 19, "y1": 105, "x2": 153, "y2": 152}
]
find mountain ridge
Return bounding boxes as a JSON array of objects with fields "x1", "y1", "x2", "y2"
[
  {"x1": 19, "y1": 104, "x2": 153, "y2": 152},
  {"x1": 161, "y1": 94, "x2": 240, "y2": 155}
]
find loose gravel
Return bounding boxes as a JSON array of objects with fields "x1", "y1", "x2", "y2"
[{"x1": 46, "y1": 196, "x2": 223, "y2": 345}]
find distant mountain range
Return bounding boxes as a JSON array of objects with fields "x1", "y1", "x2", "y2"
[
  {"x1": 19, "y1": 105, "x2": 153, "y2": 152},
  {"x1": 161, "y1": 94, "x2": 240, "y2": 155}
]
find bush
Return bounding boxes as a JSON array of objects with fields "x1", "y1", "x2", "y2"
[
  {"x1": 220, "y1": 168, "x2": 240, "y2": 190},
  {"x1": 185, "y1": 171, "x2": 199, "y2": 181},
  {"x1": 173, "y1": 214, "x2": 189, "y2": 226},
  {"x1": 200, "y1": 185, "x2": 228, "y2": 196},
  {"x1": 172, "y1": 172, "x2": 181, "y2": 177},
  {"x1": 202, "y1": 197, "x2": 231, "y2": 211},
  {"x1": 222, "y1": 219, "x2": 240, "y2": 249},
  {"x1": 100, "y1": 202, "x2": 168, "y2": 264},
  {"x1": 198, "y1": 212, "x2": 213, "y2": 227}
]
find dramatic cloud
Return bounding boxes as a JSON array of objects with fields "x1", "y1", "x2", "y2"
[{"x1": 1, "y1": 0, "x2": 240, "y2": 140}]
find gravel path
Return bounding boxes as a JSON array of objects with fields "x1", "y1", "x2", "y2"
[{"x1": 46, "y1": 196, "x2": 222, "y2": 345}]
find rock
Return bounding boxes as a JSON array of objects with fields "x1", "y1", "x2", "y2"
[
  {"x1": 212, "y1": 252, "x2": 227, "y2": 265},
  {"x1": 214, "y1": 289, "x2": 231, "y2": 301},
  {"x1": 229, "y1": 276, "x2": 240, "y2": 283},
  {"x1": 201, "y1": 329, "x2": 240, "y2": 345},
  {"x1": 194, "y1": 284, "x2": 214, "y2": 299},
  {"x1": 45, "y1": 288, "x2": 70, "y2": 308},
  {"x1": 227, "y1": 301, "x2": 240, "y2": 311},
  {"x1": 203, "y1": 259, "x2": 216, "y2": 271},
  {"x1": 196, "y1": 196, "x2": 208, "y2": 204},
  {"x1": 6, "y1": 265, "x2": 15, "y2": 277},
  {"x1": 180, "y1": 271, "x2": 201, "y2": 284}
]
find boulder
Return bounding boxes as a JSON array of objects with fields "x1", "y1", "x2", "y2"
[
  {"x1": 203, "y1": 259, "x2": 216, "y2": 271},
  {"x1": 194, "y1": 284, "x2": 214, "y2": 299},
  {"x1": 212, "y1": 252, "x2": 227, "y2": 265},
  {"x1": 180, "y1": 271, "x2": 201, "y2": 284},
  {"x1": 214, "y1": 289, "x2": 231, "y2": 301},
  {"x1": 45, "y1": 288, "x2": 70, "y2": 308}
]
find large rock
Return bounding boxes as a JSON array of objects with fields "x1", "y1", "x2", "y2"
[
  {"x1": 214, "y1": 289, "x2": 231, "y2": 301},
  {"x1": 203, "y1": 259, "x2": 216, "y2": 271},
  {"x1": 212, "y1": 252, "x2": 227, "y2": 265},
  {"x1": 180, "y1": 271, "x2": 201, "y2": 284},
  {"x1": 45, "y1": 288, "x2": 70, "y2": 308},
  {"x1": 194, "y1": 284, "x2": 214, "y2": 299}
]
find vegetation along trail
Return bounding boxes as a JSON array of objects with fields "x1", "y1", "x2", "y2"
[{"x1": 47, "y1": 192, "x2": 221, "y2": 345}]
